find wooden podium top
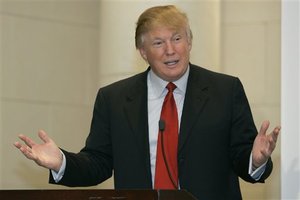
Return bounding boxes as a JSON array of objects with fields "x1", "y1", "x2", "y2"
[{"x1": 0, "y1": 189, "x2": 197, "y2": 200}]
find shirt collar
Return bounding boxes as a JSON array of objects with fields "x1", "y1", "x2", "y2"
[{"x1": 148, "y1": 65, "x2": 189, "y2": 97}]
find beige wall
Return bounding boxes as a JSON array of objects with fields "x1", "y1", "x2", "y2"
[
  {"x1": 0, "y1": 0, "x2": 281, "y2": 199},
  {"x1": 0, "y1": 0, "x2": 100, "y2": 189}
]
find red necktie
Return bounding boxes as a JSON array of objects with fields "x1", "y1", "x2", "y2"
[{"x1": 154, "y1": 82, "x2": 178, "y2": 189}]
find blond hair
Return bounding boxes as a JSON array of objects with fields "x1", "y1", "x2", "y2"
[{"x1": 135, "y1": 5, "x2": 193, "y2": 49}]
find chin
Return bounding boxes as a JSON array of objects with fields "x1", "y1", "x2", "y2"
[{"x1": 164, "y1": 74, "x2": 181, "y2": 82}]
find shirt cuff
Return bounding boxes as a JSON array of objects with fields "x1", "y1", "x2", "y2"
[
  {"x1": 248, "y1": 152, "x2": 267, "y2": 180},
  {"x1": 50, "y1": 151, "x2": 66, "y2": 183}
]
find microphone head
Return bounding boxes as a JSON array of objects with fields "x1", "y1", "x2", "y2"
[{"x1": 159, "y1": 119, "x2": 165, "y2": 131}]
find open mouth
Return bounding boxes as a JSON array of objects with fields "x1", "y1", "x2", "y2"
[{"x1": 164, "y1": 60, "x2": 179, "y2": 66}]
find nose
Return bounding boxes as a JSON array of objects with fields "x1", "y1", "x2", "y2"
[{"x1": 165, "y1": 41, "x2": 175, "y2": 55}]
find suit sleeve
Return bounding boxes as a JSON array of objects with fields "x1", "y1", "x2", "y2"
[
  {"x1": 230, "y1": 78, "x2": 273, "y2": 183},
  {"x1": 49, "y1": 89, "x2": 113, "y2": 187}
]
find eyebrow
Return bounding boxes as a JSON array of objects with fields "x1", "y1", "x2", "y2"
[{"x1": 151, "y1": 32, "x2": 181, "y2": 40}]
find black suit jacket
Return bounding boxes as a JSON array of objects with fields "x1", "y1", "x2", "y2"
[{"x1": 50, "y1": 64, "x2": 272, "y2": 199}]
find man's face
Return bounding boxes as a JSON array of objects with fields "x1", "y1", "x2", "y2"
[{"x1": 139, "y1": 27, "x2": 192, "y2": 82}]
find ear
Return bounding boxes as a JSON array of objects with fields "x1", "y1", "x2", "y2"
[
  {"x1": 188, "y1": 39, "x2": 192, "y2": 51},
  {"x1": 138, "y1": 48, "x2": 147, "y2": 61}
]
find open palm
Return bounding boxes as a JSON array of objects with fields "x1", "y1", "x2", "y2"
[{"x1": 14, "y1": 130, "x2": 63, "y2": 172}]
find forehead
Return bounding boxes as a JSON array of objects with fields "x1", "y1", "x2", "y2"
[{"x1": 145, "y1": 27, "x2": 185, "y2": 39}]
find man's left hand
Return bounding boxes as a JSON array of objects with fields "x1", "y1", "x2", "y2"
[{"x1": 252, "y1": 120, "x2": 281, "y2": 169}]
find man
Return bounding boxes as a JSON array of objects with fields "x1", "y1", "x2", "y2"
[{"x1": 14, "y1": 5, "x2": 280, "y2": 199}]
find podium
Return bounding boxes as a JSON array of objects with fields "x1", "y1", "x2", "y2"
[{"x1": 0, "y1": 189, "x2": 197, "y2": 200}]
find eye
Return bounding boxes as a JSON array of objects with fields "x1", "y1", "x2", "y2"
[
  {"x1": 152, "y1": 40, "x2": 164, "y2": 47},
  {"x1": 173, "y1": 35, "x2": 182, "y2": 43}
]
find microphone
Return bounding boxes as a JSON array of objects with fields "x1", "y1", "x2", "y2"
[
  {"x1": 159, "y1": 119, "x2": 165, "y2": 132},
  {"x1": 158, "y1": 119, "x2": 178, "y2": 189}
]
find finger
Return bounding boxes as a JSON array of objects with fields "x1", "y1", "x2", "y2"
[
  {"x1": 258, "y1": 120, "x2": 270, "y2": 136},
  {"x1": 18, "y1": 134, "x2": 36, "y2": 148},
  {"x1": 266, "y1": 128, "x2": 280, "y2": 154},
  {"x1": 13, "y1": 141, "x2": 22, "y2": 149},
  {"x1": 268, "y1": 135, "x2": 276, "y2": 152},
  {"x1": 270, "y1": 126, "x2": 281, "y2": 143},
  {"x1": 15, "y1": 142, "x2": 35, "y2": 159},
  {"x1": 38, "y1": 130, "x2": 51, "y2": 143},
  {"x1": 20, "y1": 147, "x2": 35, "y2": 160}
]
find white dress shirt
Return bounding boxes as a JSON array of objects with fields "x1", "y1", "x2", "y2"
[{"x1": 147, "y1": 67, "x2": 188, "y2": 186}]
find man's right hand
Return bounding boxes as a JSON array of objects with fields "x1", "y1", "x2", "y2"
[{"x1": 14, "y1": 130, "x2": 63, "y2": 172}]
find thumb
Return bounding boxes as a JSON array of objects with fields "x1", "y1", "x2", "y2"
[
  {"x1": 38, "y1": 130, "x2": 51, "y2": 143},
  {"x1": 259, "y1": 120, "x2": 270, "y2": 136}
]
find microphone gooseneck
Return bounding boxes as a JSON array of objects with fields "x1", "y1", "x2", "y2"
[{"x1": 158, "y1": 119, "x2": 178, "y2": 189}]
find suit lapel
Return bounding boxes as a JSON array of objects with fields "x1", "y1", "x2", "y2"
[
  {"x1": 123, "y1": 70, "x2": 151, "y2": 170},
  {"x1": 178, "y1": 65, "x2": 210, "y2": 152}
]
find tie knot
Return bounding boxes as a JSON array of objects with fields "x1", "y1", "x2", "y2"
[{"x1": 166, "y1": 82, "x2": 176, "y2": 92}]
